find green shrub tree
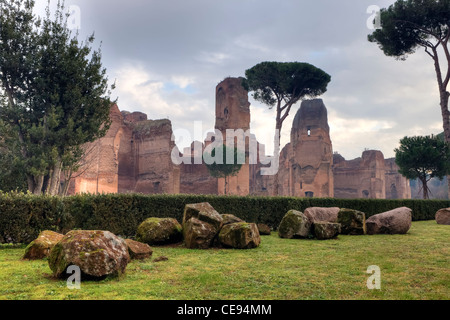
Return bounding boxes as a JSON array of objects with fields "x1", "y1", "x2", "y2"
[
  {"x1": 0, "y1": 119, "x2": 27, "y2": 191},
  {"x1": 395, "y1": 135, "x2": 450, "y2": 199},
  {"x1": 242, "y1": 62, "x2": 331, "y2": 195},
  {"x1": 0, "y1": 0, "x2": 114, "y2": 195},
  {"x1": 368, "y1": 0, "x2": 450, "y2": 197},
  {"x1": 204, "y1": 144, "x2": 243, "y2": 195}
]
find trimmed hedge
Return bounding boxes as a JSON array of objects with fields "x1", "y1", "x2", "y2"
[
  {"x1": 0, "y1": 192, "x2": 64, "y2": 244},
  {"x1": 0, "y1": 192, "x2": 448, "y2": 243}
]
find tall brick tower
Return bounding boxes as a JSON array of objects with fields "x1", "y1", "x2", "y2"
[
  {"x1": 289, "y1": 99, "x2": 334, "y2": 197},
  {"x1": 214, "y1": 77, "x2": 251, "y2": 195}
]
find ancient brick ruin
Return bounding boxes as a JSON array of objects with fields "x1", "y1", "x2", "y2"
[
  {"x1": 68, "y1": 105, "x2": 181, "y2": 195},
  {"x1": 68, "y1": 77, "x2": 411, "y2": 199}
]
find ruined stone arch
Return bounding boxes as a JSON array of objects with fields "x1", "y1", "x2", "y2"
[{"x1": 305, "y1": 191, "x2": 314, "y2": 197}]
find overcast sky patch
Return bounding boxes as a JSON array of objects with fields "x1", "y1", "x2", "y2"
[{"x1": 33, "y1": 0, "x2": 446, "y2": 160}]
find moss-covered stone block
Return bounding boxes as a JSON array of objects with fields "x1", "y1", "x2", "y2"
[
  {"x1": 182, "y1": 202, "x2": 223, "y2": 232},
  {"x1": 23, "y1": 230, "x2": 64, "y2": 260},
  {"x1": 183, "y1": 217, "x2": 217, "y2": 249},
  {"x1": 48, "y1": 230, "x2": 130, "y2": 279},
  {"x1": 136, "y1": 217, "x2": 182, "y2": 245},
  {"x1": 278, "y1": 210, "x2": 312, "y2": 239},
  {"x1": 218, "y1": 222, "x2": 261, "y2": 249},
  {"x1": 125, "y1": 239, "x2": 153, "y2": 260},
  {"x1": 313, "y1": 222, "x2": 341, "y2": 240},
  {"x1": 337, "y1": 208, "x2": 366, "y2": 235}
]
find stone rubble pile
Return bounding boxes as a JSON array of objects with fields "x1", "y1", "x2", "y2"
[
  {"x1": 278, "y1": 206, "x2": 413, "y2": 240},
  {"x1": 23, "y1": 202, "x2": 447, "y2": 282}
]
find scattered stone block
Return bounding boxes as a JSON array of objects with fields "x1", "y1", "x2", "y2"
[
  {"x1": 278, "y1": 210, "x2": 312, "y2": 239},
  {"x1": 257, "y1": 223, "x2": 271, "y2": 235},
  {"x1": 337, "y1": 208, "x2": 366, "y2": 235},
  {"x1": 48, "y1": 230, "x2": 130, "y2": 279},
  {"x1": 218, "y1": 222, "x2": 261, "y2": 249},
  {"x1": 366, "y1": 207, "x2": 412, "y2": 235},
  {"x1": 183, "y1": 217, "x2": 218, "y2": 249},
  {"x1": 153, "y1": 256, "x2": 168, "y2": 262},
  {"x1": 125, "y1": 239, "x2": 153, "y2": 260},
  {"x1": 304, "y1": 207, "x2": 340, "y2": 223},
  {"x1": 23, "y1": 230, "x2": 64, "y2": 260},
  {"x1": 221, "y1": 214, "x2": 244, "y2": 225},
  {"x1": 183, "y1": 202, "x2": 223, "y2": 231},
  {"x1": 435, "y1": 208, "x2": 450, "y2": 225},
  {"x1": 136, "y1": 217, "x2": 183, "y2": 245},
  {"x1": 182, "y1": 203, "x2": 224, "y2": 249},
  {"x1": 313, "y1": 222, "x2": 341, "y2": 240}
]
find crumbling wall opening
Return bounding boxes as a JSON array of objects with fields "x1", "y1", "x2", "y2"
[
  {"x1": 153, "y1": 181, "x2": 161, "y2": 194},
  {"x1": 390, "y1": 184, "x2": 398, "y2": 199}
]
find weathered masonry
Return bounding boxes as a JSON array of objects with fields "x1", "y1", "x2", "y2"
[{"x1": 68, "y1": 77, "x2": 410, "y2": 199}]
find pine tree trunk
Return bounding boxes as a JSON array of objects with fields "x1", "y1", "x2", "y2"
[
  {"x1": 420, "y1": 177, "x2": 429, "y2": 199},
  {"x1": 432, "y1": 45, "x2": 450, "y2": 199},
  {"x1": 272, "y1": 120, "x2": 282, "y2": 196},
  {"x1": 47, "y1": 160, "x2": 62, "y2": 195},
  {"x1": 27, "y1": 176, "x2": 34, "y2": 194},
  {"x1": 442, "y1": 91, "x2": 450, "y2": 199},
  {"x1": 32, "y1": 175, "x2": 44, "y2": 195},
  {"x1": 60, "y1": 170, "x2": 72, "y2": 196}
]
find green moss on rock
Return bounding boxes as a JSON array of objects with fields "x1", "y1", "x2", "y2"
[
  {"x1": 337, "y1": 208, "x2": 366, "y2": 235},
  {"x1": 183, "y1": 202, "x2": 223, "y2": 231},
  {"x1": 47, "y1": 230, "x2": 130, "y2": 279},
  {"x1": 183, "y1": 217, "x2": 217, "y2": 249},
  {"x1": 48, "y1": 242, "x2": 68, "y2": 276},
  {"x1": 136, "y1": 217, "x2": 182, "y2": 245},
  {"x1": 313, "y1": 222, "x2": 341, "y2": 240},
  {"x1": 278, "y1": 210, "x2": 312, "y2": 239},
  {"x1": 23, "y1": 230, "x2": 64, "y2": 260},
  {"x1": 218, "y1": 222, "x2": 261, "y2": 249}
]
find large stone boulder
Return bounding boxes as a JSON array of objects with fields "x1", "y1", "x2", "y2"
[
  {"x1": 304, "y1": 207, "x2": 340, "y2": 223},
  {"x1": 435, "y1": 208, "x2": 450, "y2": 225},
  {"x1": 366, "y1": 207, "x2": 412, "y2": 235},
  {"x1": 218, "y1": 222, "x2": 261, "y2": 249},
  {"x1": 221, "y1": 214, "x2": 244, "y2": 225},
  {"x1": 257, "y1": 223, "x2": 271, "y2": 235},
  {"x1": 125, "y1": 239, "x2": 153, "y2": 260},
  {"x1": 48, "y1": 230, "x2": 130, "y2": 279},
  {"x1": 337, "y1": 208, "x2": 366, "y2": 235},
  {"x1": 136, "y1": 217, "x2": 183, "y2": 245},
  {"x1": 182, "y1": 203, "x2": 224, "y2": 249},
  {"x1": 23, "y1": 230, "x2": 64, "y2": 260},
  {"x1": 313, "y1": 222, "x2": 341, "y2": 240},
  {"x1": 183, "y1": 217, "x2": 218, "y2": 249},
  {"x1": 183, "y1": 202, "x2": 223, "y2": 231},
  {"x1": 278, "y1": 210, "x2": 312, "y2": 239}
]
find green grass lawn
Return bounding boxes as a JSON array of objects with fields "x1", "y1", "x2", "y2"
[{"x1": 0, "y1": 220, "x2": 448, "y2": 300}]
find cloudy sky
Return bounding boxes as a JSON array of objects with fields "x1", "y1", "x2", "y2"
[{"x1": 35, "y1": 0, "x2": 444, "y2": 160}]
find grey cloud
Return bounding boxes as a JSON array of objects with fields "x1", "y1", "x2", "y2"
[{"x1": 34, "y1": 0, "x2": 444, "y2": 159}]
